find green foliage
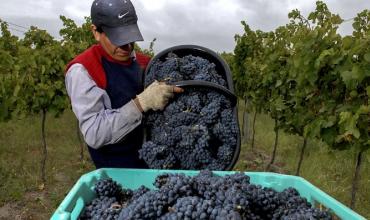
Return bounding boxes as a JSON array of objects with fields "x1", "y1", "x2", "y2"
[
  {"x1": 219, "y1": 52, "x2": 234, "y2": 68},
  {"x1": 59, "y1": 16, "x2": 95, "y2": 55},
  {"x1": 233, "y1": 1, "x2": 370, "y2": 152},
  {"x1": 219, "y1": 51, "x2": 235, "y2": 85},
  {"x1": 0, "y1": 20, "x2": 24, "y2": 121},
  {"x1": 135, "y1": 38, "x2": 157, "y2": 57},
  {"x1": 0, "y1": 15, "x2": 157, "y2": 121},
  {"x1": 15, "y1": 27, "x2": 69, "y2": 117},
  {"x1": 234, "y1": 22, "x2": 269, "y2": 112}
]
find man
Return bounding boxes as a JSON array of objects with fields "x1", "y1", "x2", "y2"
[{"x1": 65, "y1": 0, "x2": 182, "y2": 168}]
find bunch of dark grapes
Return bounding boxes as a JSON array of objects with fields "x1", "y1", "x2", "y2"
[
  {"x1": 94, "y1": 178, "x2": 122, "y2": 198},
  {"x1": 79, "y1": 178, "x2": 149, "y2": 220},
  {"x1": 141, "y1": 53, "x2": 238, "y2": 170},
  {"x1": 79, "y1": 172, "x2": 333, "y2": 220},
  {"x1": 79, "y1": 178, "x2": 122, "y2": 220}
]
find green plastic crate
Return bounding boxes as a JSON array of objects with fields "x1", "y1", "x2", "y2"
[{"x1": 51, "y1": 168, "x2": 365, "y2": 220}]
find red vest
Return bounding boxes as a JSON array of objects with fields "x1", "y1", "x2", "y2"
[{"x1": 66, "y1": 44, "x2": 150, "y2": 89}]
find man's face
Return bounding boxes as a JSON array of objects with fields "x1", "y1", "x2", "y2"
[{"x1": 92, "y1": 25, "x2": 133, "y2": 62}]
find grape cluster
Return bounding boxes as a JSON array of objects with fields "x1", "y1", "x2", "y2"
[
  {"x1": 141, "y1": 53, "x2": 238, "y2": 170},
  {"x1": 79, "y1": 196, "x2": 119, "y2": 220},
  {"x1": 79, "y1": 172, "x2": 333, "y2": 220},
  {"x1": 94, "y1": 178, "x2": 122, "y2": 198},
  {"x1": 144, "y1": 53, "x2": 227, "y2": 86}
]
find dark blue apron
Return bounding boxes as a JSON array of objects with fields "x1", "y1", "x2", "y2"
[{"x1": 87, "y1": 57, "x2": 148, "y2": 169}]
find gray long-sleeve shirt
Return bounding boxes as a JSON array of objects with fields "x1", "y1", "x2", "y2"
[{"x1": 65, "y1": 63, "x2": 143, "y2": 149}]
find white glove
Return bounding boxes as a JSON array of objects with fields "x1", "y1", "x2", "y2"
[{"x1": 136, "y1": 80, "x2": 176, "y2": 112}]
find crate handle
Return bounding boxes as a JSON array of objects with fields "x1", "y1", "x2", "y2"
[{"x1": 70, "y1": 197, "x2": 85, "y2": 220}]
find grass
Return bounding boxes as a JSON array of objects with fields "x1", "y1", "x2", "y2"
[
  {"x1": 0, "y1": 110, "x2": 94, "y2": 219},
  {"x1": 0, "y1": 108, "x2": 369, "y2": 219}
]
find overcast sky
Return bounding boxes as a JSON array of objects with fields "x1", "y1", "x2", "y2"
[{"x1": 1, "y1": 0, "x2": 369, "y2": 53}]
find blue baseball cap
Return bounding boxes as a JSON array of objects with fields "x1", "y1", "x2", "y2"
[{"x1": 91, "y1": 0, "x2": 144, "y2": 46}]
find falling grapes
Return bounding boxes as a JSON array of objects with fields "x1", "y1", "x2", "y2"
[{"x1": 141, "y1": 53, "x2": 238, "y2": 170}]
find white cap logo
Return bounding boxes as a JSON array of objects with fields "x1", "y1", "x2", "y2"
[{"x1": 118, "y1": 11, "x2": 129, "y2": 19}]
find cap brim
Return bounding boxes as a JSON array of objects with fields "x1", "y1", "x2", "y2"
[{"x1": 102, "y1": 23, "x2": 144, "y2": 46}]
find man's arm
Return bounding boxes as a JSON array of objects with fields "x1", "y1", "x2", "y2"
[{"x1": 65, "y1": 63, "x2": 143, "y2": 149}]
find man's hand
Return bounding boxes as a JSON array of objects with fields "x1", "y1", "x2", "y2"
[{"x1": 135, "y1": 80, "x2": 183, "y2": 112}]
